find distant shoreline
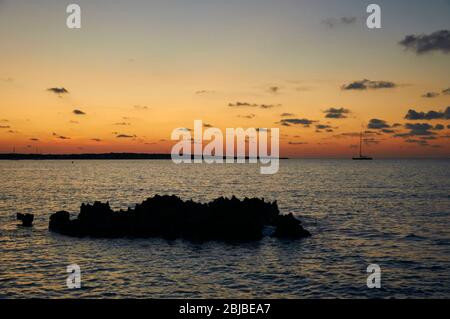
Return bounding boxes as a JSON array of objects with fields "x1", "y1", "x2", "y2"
[
  {"x1": 0, "y1": 153, "x2": 289, "y2": 160},
  {"x1": 0, "y1": 153, "x2": 448, "y2": 160}
]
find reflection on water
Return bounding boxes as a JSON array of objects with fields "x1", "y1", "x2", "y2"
[{"x1": 0, "y1": 159, "x2": 449, "y2": 298}]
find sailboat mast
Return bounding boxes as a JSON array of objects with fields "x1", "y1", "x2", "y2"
[{"x1": 359, "y1": 131, "x2": 362, "y2": 158}]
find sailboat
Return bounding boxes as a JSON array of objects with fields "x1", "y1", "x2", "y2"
[{"x1": 352, "y1": 131, "x2": 373, "y2": 160}]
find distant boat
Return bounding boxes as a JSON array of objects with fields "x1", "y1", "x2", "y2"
[{"x1": 352, "y1": 131, "x2": 373, "y2": 160}]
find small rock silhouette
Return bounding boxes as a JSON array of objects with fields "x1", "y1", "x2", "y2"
[
  {"x1": 17, "y1": 213, "x2": 34, "y2": 227},
  {"x1": 49, "y1": 195, "x2": 310, "y2": 241}
]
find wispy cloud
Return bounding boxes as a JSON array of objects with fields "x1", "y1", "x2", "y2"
[
  {"x1": 269, "y1": 86, "x2": 280, "y2": 94},
  {"x1": 422, "y1": 92, "x2": 440, "y2": 98},
  {"x1": 116, "y1": 134, "x2": 136, "y2": 138},
  {"x1": 399, "y1": 30, "x2": 450, "y2": 54},
  {"x1": 405, "y1": 107, "x2": 450, "y2": 120},
  {"x1": 47, "y1": 87, "x2": 69, "y2": 95},
  {"x1": 279, "y1": 118, "x2": 316, "y2": 127},
  {"x1": 333, "y1": 132, "x2": 361, "y2": 138},
  {"x1": 322, "y1": 16, "x2": 357, "y2": 29},
  {"x1": 195, "y1": 90, "x2": 216, "y2": 94},
  {"x1": 395, "y1": 123, "x2": 438, "y2": 137},
  {"x1": 237, "y1": 114, "x2": 256, "y2": 119},
  {"x1": 363, "y1": 137, "x2": 380, "y2": 145},
  {"x1": 368, "y1": 119, "x2": 391, "y2": 130},
  {"x1": 288, "y1": 141, "x2": 308, "y2": 145},
  {"x1": 342, "y1": 79, "x2": 397, "y2": 90},
  {"x1": 228, "y1": 102, "x2": 281, "y2": 109},
  {"x1": 133, "y1": 105, "x2": 148, "y2": 110},
  {"x1": 73, "y1": 109, "x2": 86, "y2": 115},
  {"x1": 315, "y1": 124, "x2": 334, "y2": 133},
  {"x1": 324, "y1": 107, "x2": 350, "y2": 119},
  {"x1": 405, "y1": 139, "x2": 430, "y2": 146},
  {"x1": 52, "y1": 132, "x2": 70, "y2": 140}
]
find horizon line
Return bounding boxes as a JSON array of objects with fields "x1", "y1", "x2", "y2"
[{"x1": 0, "y1": 153, "x2": 448, "y2": 160}]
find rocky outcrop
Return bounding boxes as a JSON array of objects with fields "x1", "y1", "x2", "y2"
[
  {"x1": 272, "y1": 213, "x2": 311, "y2": 238},
  {"x1": 17, "y1": 213, "x2": 34, "y2": 227},
  {"x1": 49, "y1": 195, "x2": 310, "y2": 241}
]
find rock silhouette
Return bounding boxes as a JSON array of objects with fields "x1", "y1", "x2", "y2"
[
  {"x1": 17, "y1": 213, "x2": 34, "y2": 227},
  {"x1": 49, "y1": 195, "x2": 310, "y2": 241}
]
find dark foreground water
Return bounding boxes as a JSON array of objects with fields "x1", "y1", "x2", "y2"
[{"x1": 0, "y1": 159, "x2": 449, "y2": 298}]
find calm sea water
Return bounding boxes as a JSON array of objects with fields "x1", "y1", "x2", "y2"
[{"x1": 0, "y1": 159, "x2": 449, "y2": 298}]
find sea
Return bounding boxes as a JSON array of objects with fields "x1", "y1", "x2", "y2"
[{"x1": 0, "y1": 159, "x2": 449, "y2": 298}]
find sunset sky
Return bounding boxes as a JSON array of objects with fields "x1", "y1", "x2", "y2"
[{"x1": 0, "y1": 0, "x2": 449, "y2": 157}]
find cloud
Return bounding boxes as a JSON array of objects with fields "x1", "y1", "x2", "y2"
[
  {"x1": 91, "y1": 138, "x2": 102, "y2": 142},
  {"x1": 342, "y1": 79, "x2": 397, "y2": 90},
  {"x1": 399, "y1": 30, "x2": 450, "y2": 54},
  {"x1": 288, "y1": 142, "x2": 308, "y2": 145},
  {"x1": 364, "y1": 130, "x2": 383, "y2": 136},
  {"x1": 316, "y1": 124, "x2": 332, "y2": 130},
  {"x1": 333, "y1": 132, "x2": 360, "y2": 138},
  {"x1": 73, "y1": 109, "x2": 86, "y2": 115},
  {"x1": 229, "y1": 102, "x2": 257, "y2": 107},
  {"x1": 395, "y1": 123, "x2": 437, "y2": 137},
  {"x1": 363, "y1": 138, "x2": 380, "y2": 145},
  {"x1": 228, "y1": 102, "x2": 281, "y2": 109},
  {"x1": 195, "y1": 90, "x2": 215, "y2": 94},
  {"x1": 443, "y1": 88, "x2": 450, "y2": 95},
  {"x1": 405, "y1": 139, "x2": 429, "y2": 146},
  {"x1": 405, "y1": 107, "x2": 450, "y2": 120},
  {"x1": 116, "y1": 134, "x2": 136, "y2": 138},
  {"x1": 133, "y1": 105, "x2": 148, "y2": 110},
  {"x1": 279, "y1": 118, "x2": 316, "y2": 127},
  {"x1": 281, "y1": 113, "x2": 295, "y2": 117},
  {"x1": 421, "y1": 136, "x2": 437, "y2": 140},
  {"x1": 2, "y1": 77, "x2": 14, "y2": 83},
  {"x1": 260, "y1": 104, "x2": 279, "y2": 109},
  {"x1": 269, "y1": 86, "x2": 280, "y2": 94},
  {"x1": 30, "y1": 138, "x2": 39, "y2": 141},
  {"x1": 113, "y1": 122, "x2": 131, "y2": 126},
  {"x1": 422, "y1": 92, "x2": 440, "y2": 98},
  {"x1": 315, "y1": 123, "x2": 334, "y2": 133},
  {"x1": 237, "y1": 114, "x2": 256, "y2": 119},
  {"x1": 52, "y1": 133, "x2": 70, "y2": 140},
  {"x1": 176, "y1": 128, "x2": 192, "y2": 132},
  {"x1": 0, "y1": 119, "x2": 8, "y2": 122},
  {"x1": 368, "y1": 119, "x2": 390, "y2": 129},
  {"x1": 47, "y1": 87, "x2": 69, "y2": 95},
  {"x1": 322, "y1": 16, "x2": 357, "y2": 28},
  {"x1": 324, "y1": 107, "x2": 350, "y2": 119},
  {"x1": 0, "y1": 125, "x2": 10, "y2": 129}
]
